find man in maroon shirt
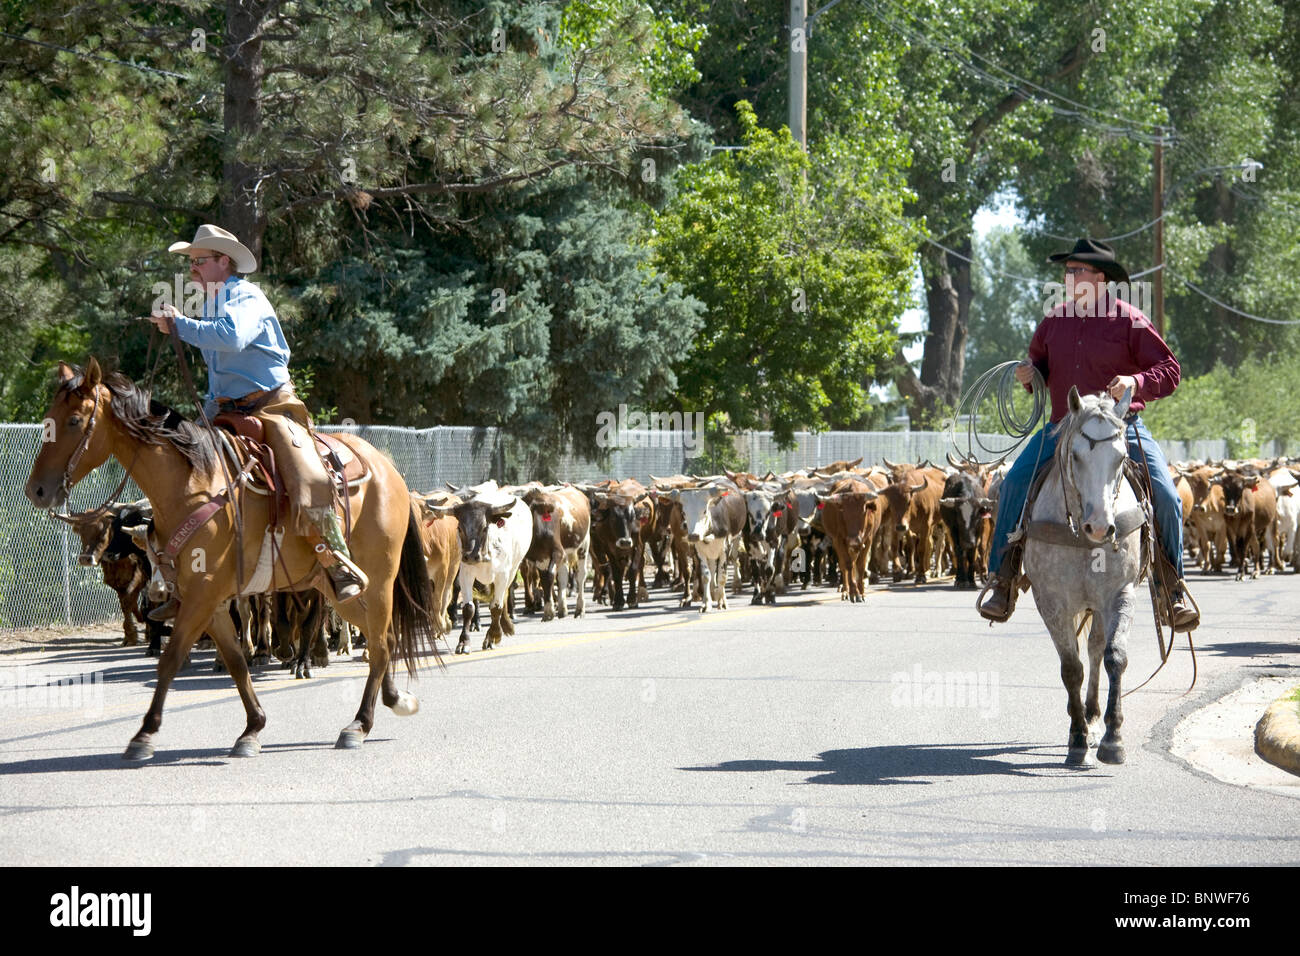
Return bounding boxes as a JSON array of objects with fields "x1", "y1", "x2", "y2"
[{"x1": 978, "y1": 238, "x2": 1198, "y2": 630}]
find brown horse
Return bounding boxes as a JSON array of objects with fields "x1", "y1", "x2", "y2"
[{"x1": 24, "y1": 359, "x2": 438, "y2": 760}]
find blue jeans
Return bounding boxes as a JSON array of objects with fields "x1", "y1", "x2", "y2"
[{"x1": 988, "y1": 415, "x2": 1184, "y2": 581}]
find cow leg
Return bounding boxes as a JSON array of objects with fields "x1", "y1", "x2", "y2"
[
  {"x1": 485, "y1": 605, "x2": 503, "y2": 651},
  {"x1": 554, "y1": 554, "x2": 568, "y2": 620},
  {"x1": 574, "y1": 548, "x2": 588, "y2": 618},
  {"x1": 696, "y1": 550, "x2": 712, "y2": 614},
  {"x1": 456, "y1": 602, "x2": 473, "y2": 655},
  {"x1": 541, "y1": 558, "x2": 557, "y2": 622},
  {"x1": 119, "y1": 589, "x2": 139, "y2": 647}
]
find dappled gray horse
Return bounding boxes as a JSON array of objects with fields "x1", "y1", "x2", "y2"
[{"x1": 1024, "y1": 386, "x2": 1145, "y2": 767}]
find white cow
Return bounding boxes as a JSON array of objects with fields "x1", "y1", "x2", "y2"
[{"x1": 427, "y1": 492, "x2": 533, "y2": 653}]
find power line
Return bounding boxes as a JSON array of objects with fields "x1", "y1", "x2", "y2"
[
  {"x1": 858, "y1": 0, "x2": 1170, "y2": 144},
  {"x1": 1168, "y1": 270, "x2": 1300, "y2": 326},
  {"x1": 1, "y1": 31, "x2": 191, "y2": 80}
]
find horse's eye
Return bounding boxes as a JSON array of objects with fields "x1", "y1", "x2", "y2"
[{"x1": 68, "y1": 416, "x2": 81, "y2": 427}]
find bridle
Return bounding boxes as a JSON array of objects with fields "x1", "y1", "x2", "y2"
[
  {"x1": 53, "y1": 380, "x2": 141, "y2": 521},
  {"x1": 1056, "y1": 405, "x2": 1126, "y2": 543}
]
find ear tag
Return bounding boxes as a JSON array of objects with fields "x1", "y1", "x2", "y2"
[
  {"x1": 542, "y1": 513, "x2": 552, "y2": 521},
  {"x1": 495, "y1": 518, "x2": 505, "y2": 528},
  {"x1": 816, "y1": 502, "x2": 824, "y2": 510}
]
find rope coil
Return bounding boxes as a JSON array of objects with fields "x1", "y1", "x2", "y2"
[{"x1": 948, "y1": 360, "x2": 1047, "y2": 467}]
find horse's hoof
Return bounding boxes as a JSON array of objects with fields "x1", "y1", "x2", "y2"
[
  {"x1": 1097, "y1": 742, "x2": 1126, "y2": 764},
  {"x1": 335, "y1": 729, "x2": 366, "y2": 749},
  {"x1": 1064, "y1": 748, "x2": 1092, "y2": 767},
  {"x1": 390, "y1": 691, "x2": 419, "y2": 716},
  {"x1": 123, "y1": 740, "x2": 155, "y2": 761},
  {"x1": 230, "y1": 737, "x2": 261, "y2": 758}
]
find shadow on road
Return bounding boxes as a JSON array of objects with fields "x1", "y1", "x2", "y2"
[
  {"x1": 0, "y1": 740, "x2": 345, "y2": 775},
  {"x1": 681, "y1": 742, "x2": 1076, "y2": 785}
]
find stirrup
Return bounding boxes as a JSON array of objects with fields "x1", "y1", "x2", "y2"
[
  {"x1": 976, "y1": 575, "x2": 1015, "y2": 623},
  {"x1": 147, "y1": 597, "x2": 179, "y2": 622},
  {"x1": 323, "y1": 552, "x2": 368, "y2": 602}
]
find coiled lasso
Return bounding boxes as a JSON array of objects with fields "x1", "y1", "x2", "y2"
[{"x1": 946, "y1": 360, "x2": 1047, "y2": 468}]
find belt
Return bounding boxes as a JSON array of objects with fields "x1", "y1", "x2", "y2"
[{"x1": 216, "y1": 384, "x2": 289, "y2": 412}]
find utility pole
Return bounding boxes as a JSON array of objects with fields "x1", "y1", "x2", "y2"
[
  {"x1": 1152, "y1": 126, "x2": 1165, "y2": 337},
  {"x1": 789, "y1": 0, "x2": 807, "y2": 151}
]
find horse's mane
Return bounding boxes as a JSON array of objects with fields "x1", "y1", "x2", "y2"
[{"x1": 59, "y1": 366, "x2": 218, "y2": 474}]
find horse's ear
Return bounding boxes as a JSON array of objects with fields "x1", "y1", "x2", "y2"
[
  {"x1": 81, "y1": 357, "x2": 102, "y2": 393},
  {"x1": 56, "y1": 362, "x2": 76, "y2": 385},
  {"x1": 1113, "y1": 385, "x2": 1133, "y2": 420},
  {"x1": 1068, "y1": 385, "x2": 1083, "y2": 415}
]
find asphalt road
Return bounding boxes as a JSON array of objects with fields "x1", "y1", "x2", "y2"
[{"x1": 2, "y1": 569, "x2": 1298, "y2": 866}]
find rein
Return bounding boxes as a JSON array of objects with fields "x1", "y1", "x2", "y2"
[{"x1": 165, "y1": 318, "x2": 248, "y2": 599}]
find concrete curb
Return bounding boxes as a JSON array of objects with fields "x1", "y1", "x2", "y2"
[{"x1": 1255, "y1": 686, "x2": 1300, "y2": 776}]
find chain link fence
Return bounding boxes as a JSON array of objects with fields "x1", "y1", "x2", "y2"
[{"x1": 0, "y1": 421, "x2": 1281, "y2": 629}]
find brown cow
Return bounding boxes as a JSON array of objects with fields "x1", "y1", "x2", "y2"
[
  {"x1": 413, "y1": 491, "x2": 462, "y2": 638},
  {"x1": 56, "y1": 503, "x2": 152, "y2": 647},
  {"x1": 522, "y1": 485, "x2": 590, "y2": 620},
  {"x1": 819, "y1": 479, "x2": 882, "y2": 602},
  {"x1": 1216, "y1": 468, "x2": 1280, "y2": 579},
  {"x1": 1181, "y1": 465, "x2": 1228, "y2": 573},
  {"x1": 587, "y1": 479, "x2": 652, "y2": 611}
]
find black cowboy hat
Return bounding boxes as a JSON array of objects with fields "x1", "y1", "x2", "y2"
[{"x1": 1048, "y1": 238, "x2": 1129, "y2": 286}]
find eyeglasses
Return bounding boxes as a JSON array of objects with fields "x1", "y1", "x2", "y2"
[
  {"x1": 1064, "y1": 266, "x2": 1096, "y2": 276},
  {"x1": 189, "y1": 256, "x2": 221, "y2": 266}
]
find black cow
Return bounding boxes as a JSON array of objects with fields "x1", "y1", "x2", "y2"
[{"x1": 939, "y1": 472, "x2": 994, "y2": 590}]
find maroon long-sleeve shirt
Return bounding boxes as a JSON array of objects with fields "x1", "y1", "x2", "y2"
[{"x1": 1026, "y1": 292, "x2": 1181, "y2": 423}]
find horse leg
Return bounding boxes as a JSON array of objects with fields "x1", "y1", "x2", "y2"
[
  {"x1": 1097, "y1": 590, "x2": 1134, "y2": 764},
  {"x1": 335, "y1": 586, "x2": 401, "y2": 748},
  {"x1": 1043, "y1": 609, "x2": 1091, "y2": 766},
  {"x1": 124, "y1": 600, "x2": 219, "y2": 760},
  {"x1": 205, "y1": 609, "x2": 267, "y2": 758},
  {"x1": 1084, "y1": 613, "x2": 1105, "y2": 747}
]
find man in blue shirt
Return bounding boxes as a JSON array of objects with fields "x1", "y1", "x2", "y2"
[{"x1": 145, "y1": 224, "x2": 367, "y2": 616}]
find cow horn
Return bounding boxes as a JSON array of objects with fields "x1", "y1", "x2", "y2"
[
  {"x1": 882, "y1": 457, "x2": 899, "y2": 470},
  {"x1": 946, "y1": 452, "x2": 962, "y2": 468},
  {"x1": 939, "y1": 497, "x2": 960, "y2": 508},
  {"x1": 910, "y1": 480, "x2": 926, "y2": 493},
  {"x1": 49, "y1": 511, "x2": 89, "y2": 526}
]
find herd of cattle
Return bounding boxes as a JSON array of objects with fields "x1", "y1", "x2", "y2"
[{"x1": 56, "y1": 452, "x2": 1300, "y2": 668}]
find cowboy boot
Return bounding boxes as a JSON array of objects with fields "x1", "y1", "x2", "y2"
[
  {"x1": 977, "y1": 575, "x2": 1015, "y2": 623},
  {"x1": 147, "y1": 597, "x2": 179, "y2": 622},
  {"x1": 307, "y1": 507, "x2": 369, "y2": 602},
  {"x1": 1167, "y1": 580, "x2": 1200, "y2": 632}
]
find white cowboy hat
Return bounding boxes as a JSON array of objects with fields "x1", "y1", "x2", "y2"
[{"x1": 167, "y1": 224, "x2": 257, "y2": 274}]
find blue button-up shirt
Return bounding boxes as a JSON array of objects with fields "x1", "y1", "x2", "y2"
[{"x1": 172, "y1": 276, "x2": 291, "y2": 401}]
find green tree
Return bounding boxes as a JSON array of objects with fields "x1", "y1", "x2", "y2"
[
  {"x1": 964, "y1": 226, "x2": 1042, "y2": 383},
  {"x1": 653, "y1": 101, "x2": 913, "y2": 445}
]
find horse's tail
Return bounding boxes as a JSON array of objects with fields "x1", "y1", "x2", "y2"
[{"x1": 391, "y1": 502, "x2": 442, "y2": 675}]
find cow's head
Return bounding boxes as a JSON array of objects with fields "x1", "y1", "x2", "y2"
[{"x1": 427, "y1": 498, "x2": 514, "y2": 564}]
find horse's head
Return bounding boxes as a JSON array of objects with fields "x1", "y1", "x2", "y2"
[
  {"x1": 1058, "y1": 384, "x2": 1131, "y2": 544},
  {"x1": 25, "y1": 358, "x2": 114, "y2": 510}
]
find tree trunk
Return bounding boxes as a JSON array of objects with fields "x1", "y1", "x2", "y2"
[
  {"x1": 221, "y1": 0, "x2": 270, "y2": 268},
  {"x1": 897, "y1": 234, "x2": 973, "y2": 427}
]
